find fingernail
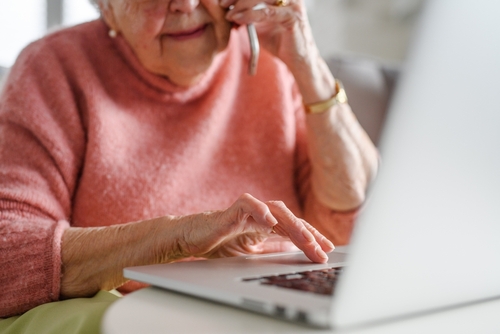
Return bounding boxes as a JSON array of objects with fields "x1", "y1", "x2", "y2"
[
  {"x1": 265, "y1": 212, "x2": 278, "y2": 226},
  {"x1": 316, "y1": 246, "x2": 328, "y2": 259},
  {"x1": 323, "y1": 237, "x2": 335, "y2": 250},
  {"x1": 220, "y1": 0, "x2": 230, "y2": 7},
  {"x1": 230, "y1": 12, "x2": 244, "y2": 21},
  {"x1": 252, "y1": 3, "x2": 267, "y2": 10}
]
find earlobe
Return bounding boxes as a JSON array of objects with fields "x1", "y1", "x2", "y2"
[{"x1": 100, "y1": 1, "x2": 120, "y2": 35}]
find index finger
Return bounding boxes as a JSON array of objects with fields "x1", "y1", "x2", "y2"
[{"x1": 266, "y1": 201, "x2": 334, "y2": 263}]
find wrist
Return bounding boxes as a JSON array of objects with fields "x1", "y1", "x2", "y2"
[
  {"x1": 289, "y1": 54, "x2": 336, "y2": 105},
  {"x1": 304, "y1": 79, "x2": 348, "y2": 114},
  {"x1": 149, "y1": 215, "x2": 191, "y2": 262}
]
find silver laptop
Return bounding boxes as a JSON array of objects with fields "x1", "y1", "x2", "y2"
[{"x1": 124, "y1": 0, "x2": 500, "y2": 328}]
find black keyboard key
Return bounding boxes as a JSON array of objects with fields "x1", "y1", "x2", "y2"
[{"x1": 243, "y1": 267, "x2": 343, "y2": 296}]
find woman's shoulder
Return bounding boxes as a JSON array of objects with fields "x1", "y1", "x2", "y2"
[
  {"x1": 14, "y1": 20, "x2": 108, "y2": 71},
  {"x1": 6, "y1": 19, "x2": 117, "y2": 92},
  {"x1": 50, "y1": 19, "x2": 107, "y2": 47}
]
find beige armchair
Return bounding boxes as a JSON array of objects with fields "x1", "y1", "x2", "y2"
[
  {"x1": 326, "y1": 56, "x2": 399, "y2": 146},
  {"x1": 0, "y1": 66, "x2": 8, "y2": 91}
]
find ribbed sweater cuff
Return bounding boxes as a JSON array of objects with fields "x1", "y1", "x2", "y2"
[{"x1": 51, "y1": 220, "x2": 69, "y2": 300}]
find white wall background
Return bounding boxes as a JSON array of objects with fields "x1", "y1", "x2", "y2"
[
  {"x1": 307, "y1": 0, "x2": 423, "y2": 64},
  {"x1": 0, "y1": 0, "x2": 423, "y2": 68},
  {"x1": 0, "y1": 0, "x2": 99, "y2": 68},
  {"x1": 0, "y1": 0, "x2": 47, "y2": 67}
]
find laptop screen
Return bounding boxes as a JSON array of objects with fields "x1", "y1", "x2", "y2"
[{"x1": 332, "y1": 0, "x2": 500, "y2": 327}]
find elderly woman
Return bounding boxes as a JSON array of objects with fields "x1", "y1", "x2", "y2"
[{"x1": 0, "y1": 0, "x2": 378, "y2": 329}]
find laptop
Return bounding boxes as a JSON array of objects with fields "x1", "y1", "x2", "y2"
[{"x1": 124, "y1": 0, "x2": 500, "y2": 328}]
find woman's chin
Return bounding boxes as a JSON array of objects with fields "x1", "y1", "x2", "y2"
[
  {"x1": 152, "y1": 56, "x2": 216, "y2": 87},
  {"x1": 167, "y1": 72, "x2": 206, "y2": 87}
]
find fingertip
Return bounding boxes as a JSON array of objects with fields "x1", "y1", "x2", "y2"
[
  {"x1": 265, "y1": 212, "x2": 279, "y2": 227},
  {"x1": 228, "y1": 11, "x2": 244, "y2": 22},
  {"x1": 315, "y1": 246, "x2": 328, "y2": 262},
  {"x1": 322, "y1": 236, "x2": 335, "y2": 252},
  {"x1": 219, "y1": 0, "x2": 231, "y2": 8}
]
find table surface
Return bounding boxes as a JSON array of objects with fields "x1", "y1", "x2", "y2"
[{"x1": 102, "y1": 286, "x2": 500, "y2": 334}]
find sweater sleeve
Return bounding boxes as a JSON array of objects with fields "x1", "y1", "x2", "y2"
[
  {"x1": 292, "y1": 83, "x2": 359, "y2": 246},
  {"x1": 0, "y1": 39, "x2": 85, "y2": 317}
]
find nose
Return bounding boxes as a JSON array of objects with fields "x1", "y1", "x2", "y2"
[{"x1": 169, "y1": 0, "x2": 200, "y2": 12}]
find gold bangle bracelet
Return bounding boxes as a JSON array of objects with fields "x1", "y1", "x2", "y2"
[{"x1": 304, "y1": 79, "x2": 348, "y2": 114}]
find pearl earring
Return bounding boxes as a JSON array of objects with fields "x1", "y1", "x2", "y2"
[{"x1": 108, "y1": 29, "x2": 117, "y2": 38}]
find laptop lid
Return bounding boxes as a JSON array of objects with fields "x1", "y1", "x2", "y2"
[{"x1": 331, "y1": 0, "x2": 500, "y2": 327}]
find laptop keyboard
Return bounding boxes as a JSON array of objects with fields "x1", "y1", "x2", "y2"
[{"x1": 242, "y1": 267, "x2": 343, "y2": 296}]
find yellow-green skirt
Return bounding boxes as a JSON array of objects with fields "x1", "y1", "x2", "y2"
[{"x1": 0, "y1": 290, "x2": 120, "y2": 334}]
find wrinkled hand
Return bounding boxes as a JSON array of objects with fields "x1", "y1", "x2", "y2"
[
  {"x1": 222, "y1": 0, "x2": 313, "y2": 68},
  {"x1": 177, "y1": 193, "x2": 334, "y2": 263},
  {"x1": 221, "y1": 0, "x2": 335, "y2": 105}
]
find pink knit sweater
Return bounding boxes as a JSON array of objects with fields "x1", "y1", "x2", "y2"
[{"x1": 0, "y1": 20, "x2": 357, "y2": 317}]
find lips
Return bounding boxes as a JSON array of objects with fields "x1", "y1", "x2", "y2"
[{"x1": 166, "y1": 24, "x2": 208, "y2": 41}]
